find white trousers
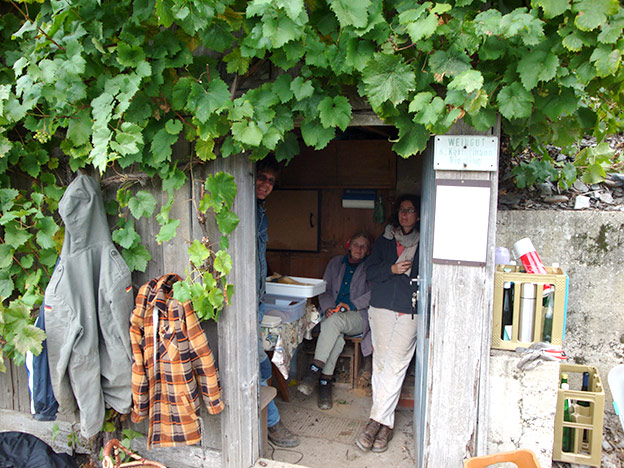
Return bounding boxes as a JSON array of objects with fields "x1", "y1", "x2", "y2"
[{"x1": 368, "y1": 306, "x2": 418, "y2": 428}]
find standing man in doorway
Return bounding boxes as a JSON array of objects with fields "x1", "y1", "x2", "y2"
[{"x1": 256, "y1": 158, "x2": 300, "y2": 448}]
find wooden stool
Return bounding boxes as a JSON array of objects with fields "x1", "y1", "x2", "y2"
[
  {"x1": 298, "y1": 334, "x2": 363, "y2": 388},
  {"x1": 344, "y1": 335, "x2": 362, "y2": 388}
]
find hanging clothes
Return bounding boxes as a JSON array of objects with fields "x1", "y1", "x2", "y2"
[
  {"x1": 130, "y1": 274, "x2": 224, "y2": 449},
  {"x1": 25, "y1": 301, "x2": 59, "y2": 422},
  {"x1": 44, "y1": 174, "x2": 134, "y2": 438}
]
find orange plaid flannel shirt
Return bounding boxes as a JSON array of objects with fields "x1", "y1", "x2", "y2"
[{"x1": 130, "y1": 274, "x2": 224, "y2": 448}]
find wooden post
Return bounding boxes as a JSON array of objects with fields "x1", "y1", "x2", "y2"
[
  {"x1": 210, "y1": 155, "x2": 260, "y2": 468},
  {"x1": 422, "y1": 119, "x2": 500, "y2": 466}
]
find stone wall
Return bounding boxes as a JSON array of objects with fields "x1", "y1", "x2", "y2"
[{"x1": 491, "y1": 210, "x2": 624, "y2": 464}]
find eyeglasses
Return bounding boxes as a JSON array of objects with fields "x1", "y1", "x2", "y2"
[
  {"x1": 399, "y1": 207, "x2": 416, "y2": 214},
  {"x1": 257, "y1": 173, "x2": 276, "y2": 186}
]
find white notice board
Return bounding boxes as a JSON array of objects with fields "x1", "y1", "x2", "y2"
[{"x1": 432, "y1": 179, "x2": 491, "y2": 266}]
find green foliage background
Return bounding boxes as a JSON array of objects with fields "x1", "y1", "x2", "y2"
[{"x1": 1, "y1": 0, "x2": 623, "y2": 368}]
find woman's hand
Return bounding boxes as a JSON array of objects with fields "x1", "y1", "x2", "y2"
[{"x1": 391, "y1": 261, "x2": 411, "y2": 275}]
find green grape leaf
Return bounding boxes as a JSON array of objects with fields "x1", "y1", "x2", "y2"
[
  {"x1": 35, "y1": 217, "x2": 59, "y2": 250},
  {"x1": 290, "y1": 77, "x2": 314, "y2": 101},
  {"x1": 0, "y1": 272, "x2": 14, "y2": 299},
  {"x1": 149, "y1": 128, "x2": 178, "y2": 165},
  {"x1": 205, "y1": 172, "x2": 237, "y2": 209},
  {"x1": 362, "y1": 53, "x2": 416, "y2": 108},
  {"x1": 275, "y1": 132, "x2": 300, "y2": 162},
  {"x1": 448, "y1": 69, "x2": 484, "y2": 93},
  {"x1": 399, "y1": 5, "x2": 440, "y2": 43},
  {"x1": 121, "y1": 243, "x2": 151, "y2": 272},
  {"x1": 317, "y1": 96, "x2": 351, "y2": 131},
  {"x1": 67, "y1": 109, "x2": 92, "y2": 146},
  {"x1": 414, "y1": 96, "x2": 445, "y2": 126},
  {"x1": 117, "y1": 42, "x2": 146, "y2": 67},
  {"x1": 193, "y1": 78, "x2": 231, "y2": 122},
  {"x1": 195, "y1": 137, "x2": 216, "y2": 161},
  {"x1": 0, "y1": 188, "x2": 19, "y2": 210},
  {"x1": 300, "y1": 119, "x2": 335, "y2": 150},
  {"x1": 162, "y1": 167, "x2": 186, "y2": 193},
  {"x1": 533, "y1": 0, "x2": 571, "y2": 19},
  {"x1": 574, "y1": 0, "x2": 619, "y2": 31},
  {"x1": 12, "y1": 324, "x2": 46, "y2": 356},
  {"x1": 0, "y1": 244, "x2": 14, "y2": 269},
  {"x1": 391, "y1": 116, "x2": 429, "y2": 158},
  {"x1": 165, "y1": 119, "x2": 183, "y2": 135},
  {"x1": 329, "y1": 0, "x2": 370, "y2": 28},
  {"x1": 517, "y1": 49, "x2": 560, "y2": 90},
  {"x1": 172, "y1": 77, "x2": 192, "y2": 111},
  {"x1": 590, "y1": 45, "x2": 622, "y2": 77},
  {"x1": 213, "y1": 250, "x2": 233, "y2": 276},
  {"x1": 5, "y1": 223, "x2": 32, "y2": 248},
  {"x1": 581, "y1": 162, "x2": 606, "y2": 184},
  {"x1": 156, "y1": 218, "x2": 180, "y2": 244},
  {"x1": 215, "y1": 210, "x2": 240, "y2": 236},
  {"x1": 231, "y1": 120, "x2": 263, "y2": 146},
  {"x1": 273, "y1": 74, "x2": 294, "y2": 103},
  {"x1": 497, "y1": 82, "x2": 534, "y2": 119},
  {"x1": 128, "y1": 191, "x2": 157, "y2": 219},
  {"x1": 188, "y1": 239, "x2": 210, "y2": 266},
  {"x1": 112, "y1": 226, "x2": 141, "y2": 249},
  {"x1": 172, "y1": 280, "x2": 192, "y2": 303},
  {"x1": 111, "y1": 122, "x2": 143, "y2": 156}
]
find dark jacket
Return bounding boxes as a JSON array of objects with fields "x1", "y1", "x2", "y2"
[
  {"x1": 366, "y1": 234, "x2": 419, "y2": 314},
  {"x1": 0, "y1": 432, "x2": 78, "y2": 468}
]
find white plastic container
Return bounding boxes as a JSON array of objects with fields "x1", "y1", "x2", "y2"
[
  {"x1": 262, "y1": 294, "x2": 307, "y2": 323},
  {"x1": 608, "y1": 364, "x2": 624, "y2": 430},
  {"x1": 265, "y1": 276, "x2": 326, "y2": 298}
]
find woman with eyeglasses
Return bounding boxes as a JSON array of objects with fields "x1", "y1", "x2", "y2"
[{"x1": 356, "y1": 194, "x2": 421, "y2": 454}]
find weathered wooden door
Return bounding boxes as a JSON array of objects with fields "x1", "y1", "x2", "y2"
[{"x1": 413, "y1": 139, "x2": 435, "y2": 467}]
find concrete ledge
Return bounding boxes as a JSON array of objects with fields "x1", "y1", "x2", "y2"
[{"x1": 487, "y1": 350, "x2": 559, "y2": 468}]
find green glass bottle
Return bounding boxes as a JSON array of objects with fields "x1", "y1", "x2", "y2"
[
  {"x1": 542, "y1": 288, "x2": 554, "y2": 342},
  {"x1": 561, "y1": 373, "x2": 574, "y2": 452}
]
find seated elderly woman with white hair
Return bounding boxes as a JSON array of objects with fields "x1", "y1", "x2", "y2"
[{"x1": 297, "y1": 231, "x2": 372, "y2": 410}]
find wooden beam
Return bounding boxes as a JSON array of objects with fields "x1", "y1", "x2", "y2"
[
  {"x1": 422, "y1": 120, "x2": 499, "y2": 466},
  {"x1": 211, "y1": 156, "x2": 260, "y2": 468}
]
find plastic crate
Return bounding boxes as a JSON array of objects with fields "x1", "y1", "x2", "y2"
[
  {"x1": 491, "y1": 264, "x2": 568, "y2": 350},
  {"x1": 553, "y1": 364, "x2": 605, "y2": 467},
  {"x1": 262, "y1": 294, "x2": 307, "y2": 323}
]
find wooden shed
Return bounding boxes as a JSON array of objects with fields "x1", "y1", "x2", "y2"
[{"x1": 0, "y1": 118, "x2": 499, "y2": 468}]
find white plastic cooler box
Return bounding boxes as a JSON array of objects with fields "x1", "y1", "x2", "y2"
[{"x1": 263, "y1": 276, "x2": 326, "y2": 323}]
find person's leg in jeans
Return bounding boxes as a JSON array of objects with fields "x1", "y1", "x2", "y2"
[{"x1": 258, "y1": 302, "x2": 299, "y2": 447}]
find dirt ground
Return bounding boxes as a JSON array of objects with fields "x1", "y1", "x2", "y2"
[{"x1": 265, "y1": 380, "x2": 417, "y2": 468}]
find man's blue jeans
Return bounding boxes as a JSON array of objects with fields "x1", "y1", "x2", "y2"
[{"x1": 259, "y1": 302, "x2": 280, "y2": 427}]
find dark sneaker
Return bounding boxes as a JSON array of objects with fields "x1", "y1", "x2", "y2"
[
  {"x1": 356, "y1": 419, "x2": 381, "y2": 452},
  {"x1": 297, "y1": 365, "x2": 320, "y2": 396},
  {"x1": 268, "y1": 421, "x2": 300, "y2": 448},
  {"x1": 371, "y1": 424, "x2": 393, "y2": 453},
  {"x1": 317, "y1": 379, "x2": 333, "y2": 410}
]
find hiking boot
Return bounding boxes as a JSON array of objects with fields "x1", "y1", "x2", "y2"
[
  {"x1": 297, "y1": 364, "x2": 320, "y2": 396},
  {"x1": 268, "y1": 421, "x2": 300, "y2": 448},
  {"x1": 372, "y1": 424, "x2": 393, "y2": 453},
  {"x1": 317, "y1": 379, "x2": 333, "y2": 410},
  {"x1": 356, "y1": 419, "x2": 381, "y2": 452}
]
